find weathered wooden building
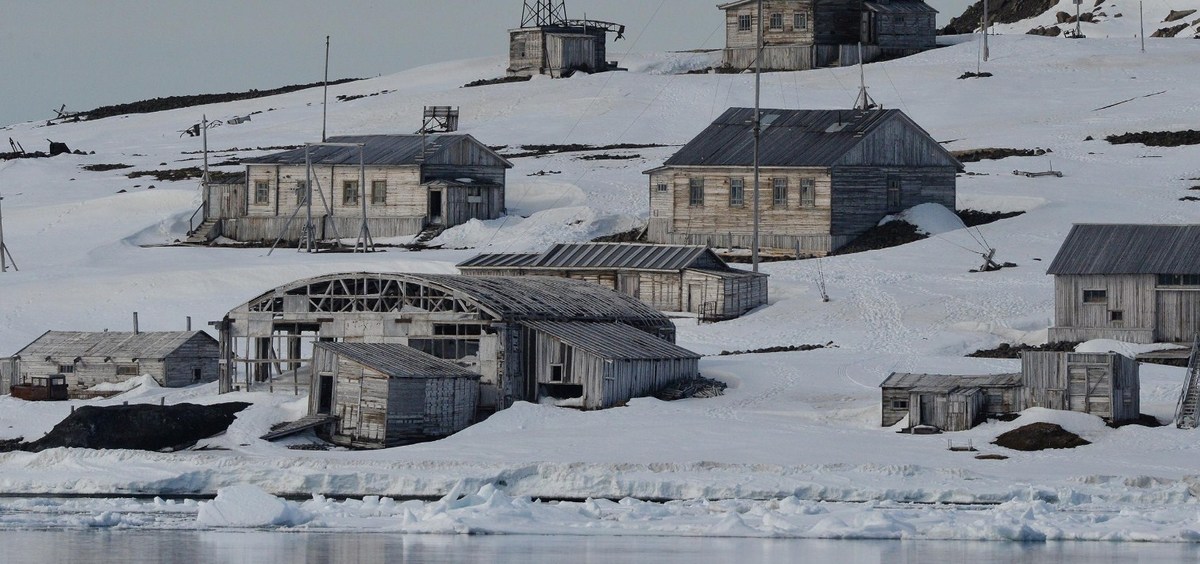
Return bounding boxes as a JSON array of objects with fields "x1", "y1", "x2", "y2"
[
  {"x1": 8, "y1": 331, "x2": 219, "y2": 396},
  {"x1": 508, "y1": 1, "x2": 625, "y2": 77},
  {"x1": 457, "y1": 243, "x2": 768, "y2": 319},
  {"x1": 1048, "y1": 224, "x2": 1200, "y2": 344},
  {"x1": 524, "y1": 321, "x2": 700, "y2": 409},
  {"x1": 881, "y1": 351, "x2": 1140, "y2": 430},
  {"x1": 197, "y1": 134, "x2": 511, "y2": 243},
  {"x1": 217, "y1": 273, "x2": 691, "y2": 416},
  {"x1": 719, "y1": 0, "x2": 937, "y2": 71},
  {"x1": 310, "y1": 342, "x2": 479, "y2": 448},
  {"x1": 1022, "y1": 351, "x2": 1139, "y2": 422},
  {"x1": 645, "y1": 108, "x2": 960, "y2": 255},
  {"x1": 880, "y1": 372, "x2": 1023, "y2": 431}
]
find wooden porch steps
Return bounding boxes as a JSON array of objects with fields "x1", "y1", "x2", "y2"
[
  {"x1": 1174, "y1": 336, "x2": 1200, "y2": 429},
  {"x1": 260, "y1": 414, "x2": 337, "y2": 442},
  {"x1": 185, "y1": 219, "x2": 220, "y2": 244}
]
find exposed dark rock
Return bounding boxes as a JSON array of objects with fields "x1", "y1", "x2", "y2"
[
  {"x1": 463, "y1": 76, "x2": 533, "y2": 88},
  {"x1": 1028, "y1": 25, "x2": 1063, "y2": 36},
  {"x1": 719, "y1": 342, "x2": 835, "y2": 356},
  {"x1": 48, "y1": 141, "x2": 70, "y2": 156},
  {"x1": 13, "y1": 402, "x2": 250, "y2": 452},
  {"x1": 993, "y1": 422, "x2": 1090, "y2": 451},
  {"x1": 1056, "y1": 10, "x2": 1073, "y2": 23},
  {"x1": 496, "y1": 143, "x2": 668, "y2": 159},
  {"x1": 1164, "y1": 9, "x2": 1196, "y2": 22},
  {"x1": 127, "y1": 167, "x2": 204, "y2": 182},
  {"x1": 975, "y1": 453, "x2": 1010, "y2": 460},
  {"x1": 591, "y1": 227, "x2": 648, "y2": 243},
  {"x1": 957, "y1": 71, "x2": 994, "y2": 79},
  {"x1": 830, "y1": 221, "x2": 925, "y2": 255},
  {"x1": 1109, "y1": 414, "x2": 1165, "y2": 428},
  {"x1": 967, "y1": 341, "x2": 1080, "y2": 358},
  {"x1": 952, "y1": 147, "x2": 1048, "y2": 162},
  {"x1": 957, "y1": 209, "x2": 1025, "y2": 227},
  {"x1": 1152, "y1": 23, "x2": 1189, "y2": 37},
  {"x1": 77, "y1": 79, "x2": 361, "y2": 121},
  {"x1": 81, "y1": 163, "x2": 133, "y2": 172},
  {"x1": 943, "y1": 0, "x2": 1058, "y2": 34},
  {"x1": 1106, "y1": 129, "x2": 1200, "y2": 147}
]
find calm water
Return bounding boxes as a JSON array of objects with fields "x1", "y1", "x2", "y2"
[{"x1": 1, "y1": 531, "x2": 1197, "y2": 564}]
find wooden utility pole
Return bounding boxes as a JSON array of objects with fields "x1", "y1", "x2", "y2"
[
  {"x1": 1140, "y1": 2, "x2": 1145, "y2": 52},
  {"x1": 752, "y1": 0, "x2": 763, "y2": 273},
  {"x1": 0, "y1": 193, "x2": 17, "y2": 272},
  {"x1": 982, "y1": 0, "x2": 989, "y2": 61},
  {"x1": 322, "y1": 36, "x2": 330, "y2": 142}
]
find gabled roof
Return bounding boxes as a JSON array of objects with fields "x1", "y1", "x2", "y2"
[
  {"x1": 654, "y1": 108, "x2": 954, "y2": 169},
  {"x1": 880, "y1": 372, "x2": 1023, "y2": 392},
  {"x1": 314, "y1": 342, "x2": 479, "y2": 379},
  {"x1": 523, "y1": 321, "x2": 701, "y2": 361},
  {"x1": 1046, "y1": 224, "x2": 1200, "y2": 275},
  {"x1": 459, "y1": 243, "x2": 743, "y2": 273},
  {"x1": 15, "y1": 331, "x2": 216, "y2": 361},
  {"x1": 242, "y1": 134, "x2": 513, "y2": 168}
]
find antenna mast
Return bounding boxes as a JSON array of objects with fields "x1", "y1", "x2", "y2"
[
  {"x1": 521, "y1": 0, "x2": 568, "y2": 27},
  {"x1": 853, "y1": 43, "x2": 877, "y2": 110},
  {"x1": 751, "y1": 0, "x2": 763, "y2": 273},
  {"x1": 322, "y1": 36, "x2": 330, "y2": 142}
]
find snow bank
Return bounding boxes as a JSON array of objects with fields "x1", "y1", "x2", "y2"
[
  {"x1": 880, "y1": 203, "x2": 966, "y2": 236},
  {"x1": 88, "y1": 375, "x2": 160, "y2": 393},
  {"x1": 196, "y1": 485, "x2": 311, "y2": 528},
  {"x1": 1074, "y1": 339, "x2": 1184, "y2": 358},
  {"x1": 432, "y1": 206, "x2": 641, "y2": 252}
]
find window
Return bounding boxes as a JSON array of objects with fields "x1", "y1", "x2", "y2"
[
  {"x1": 891, "y1": 399, "x2": 908, "y2": 409},
  {"x1": 769, "y1": 13, "x2": 783, "y2": 30},
  {"x1": 689, "y1": 178, "x2": 705, "y2": 206},
  {"x1": 738, "y1": 14, "x2": 752, "y2": 31},
  {"x1": 550, "y1": 364, "x2": 564, "y2": 382},
  {"x1": 800, "y1": 178, "x2": 816, "y2": 207},
  {"x1": 655, "y1": 183, "x2": 669, "y2": 194},
  {"x1": 116, "y1": 365, "x2": 140, "y2": 376},
  {"x1": 1082, "y1": 290, "x2": 1107, "y2": 304},
  {"x1": 467, "y1": 186, "x2": 483, "y2": 203},
  {"x1": 1110, "y1": 310, "x2": 1124, "y2": 322},
  {"x1": 371, "y1": 180, "x2": 387, "y2": 204},
  {"x1": 433, "y1": 324, "x2": 483, "y2": 336},
  {"x1": 895, "y1": 15, "x2": 907, "y2": 25},
  {"x1": 887, "y1": 177, "x2": 902, "y2": 211},
  {"x1": 57, "y1": 364, "x2": 75, "y2": 374},
  {"x1": 794, "y1": 12, "x2": 809, "y2": 30},
  {"x1": 729, "y1": 178, "x2": 745, "y2": 207},
  {"x1": 295, "y1": 181, "x2": 309, "y2": 205},
  {"x1": 772, "y1": 178, "x2": 788, "y2": 207},
  {"x1": 342, "y1": 180, "x2": 359, "y2": 205},
  {"x1": 254, "y1": 180, "x2": 270, "y2": 204},
  {"x1": 1158, "y1": 274, "x2": 1200, "y2": 286},
  {"x1": 193, "y1": 368, "x2": 203, "y2": 382}
]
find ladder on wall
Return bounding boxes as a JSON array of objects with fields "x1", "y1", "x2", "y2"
[{"x1": 1174, "y1": 334, "x2": 1200, "y2": 429}]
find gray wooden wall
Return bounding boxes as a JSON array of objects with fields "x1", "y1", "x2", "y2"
[
  {"x1": 1021, "y1": 351, "x2": 1139, "y2": 422},
  {"x1": 828, "y1": 165, "x2": 956, "y2": 239}
]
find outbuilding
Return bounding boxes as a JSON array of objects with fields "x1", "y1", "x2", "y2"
[
  {"x1": 880, "y1": 372, "x2": 1022, "y2": 431},
  {"x1": 8, "y1": 331, "x2": 219, "y2": 396},
  {"x1": 310, "y1": 342, "x2": 479, "y2": 448},
  {"x1": 458, "y1": 243, "x2": 768, "y2": 320},
  {"x1": 1021, "y1": 351, "x2": 1139, "y2": 422}
]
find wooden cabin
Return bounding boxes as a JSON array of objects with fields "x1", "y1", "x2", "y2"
[
  {"x1": 645, "y1": 108, "x2": 960, "y2": 255},
  {"x1": 218, "y1": 273, "x2": 691, "y2": 416},
  {"x1": 507, "y1": 1, "x2": 624, "y2": 77},
  {"x1": 202, "y1": 134, "x2": 511, "y2": 243},
  {"x1": 309, "y1": 342, "x2": 479, "y2": 448},
  {"x1": 9, "y1": 331, "x2": 218, "y2": 397},
  {"x1": 880, "y1": 372, "x2": 1023, "y2": 431},
  {"x1": 457, "y1": 243, "x2": 769, "y2": 320},
  {"x1": 719, "y1": 0, "x2": 937, "y2": 71},
  {"x1": 523, "y1": 321, "x2": 701, "y2": 409},
  {"x1": 1047, "y1": 224, "x2": 1200, "y2": 344},
  {"x1": 1022, "y1": 351, "x2": 1139, "y2": 423}
]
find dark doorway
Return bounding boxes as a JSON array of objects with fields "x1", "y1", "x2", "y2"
[
  {"x1": 428, "y1": 190, "x2": 443, "y2": 224},
  {"x1": 318, "y1": 375, "x2": 334, "y2": 414}
]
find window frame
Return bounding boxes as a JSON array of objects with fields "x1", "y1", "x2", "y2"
[
  {"x1": 294, "y1": 180, "x2": 309, "y2": 205},
  {"x1": 371, "y1": 180, "x2": 387, "y2": 204},
  {"x1": 655, "y1": 182, "x2": 669, "y2": 194},
  {"x1": 891, "y1": 399, "x2": 908, "y2": 409},
  {"x1": 772, "y1": 178, "x2": 788, "y2": 208},
  {"x1": 1158, "y1": 274, "x2": 1200, "y2": 286},
  {"x1": 1082, "y1": 289, "x2": 1107, "y2": 304},
  {"x1": 729, "y1": 178, "x2": 745, "y2": 207},
  {"x1": 342, "y1": 180, "x2": 360, "y2": 206},
  {"x1": 57, "y1": 364, "x2": 75, "y2": 374},
  {"x1": 769, "y1": 12, "x2": 783, "y2": 30},
  {"x1": 738, "y1": 14, "x2": 752, "y2": 32},
  {"x1": 886, "y1": 176, "x2": 902, "y2": 211},
  {"x1": 689, "y1": 178, "x2": 705, "y2": 207},
  {"x1": 800, "y1": 178, "x2": 816, "y2": 207},
  {"x1": 254, "y1": 180, "x2": 270, "y2": 205},
  {"x1": 794, "y1": 12, "x2": 809, "y2": 30},
  {"x1": 116, "y1": 364, "x2": 140, "y2": 377},
  {"x1": 1109, "y1": 310, "x2": 1124, "y2": 323}
]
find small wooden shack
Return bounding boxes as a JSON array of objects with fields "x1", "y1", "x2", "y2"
[
  {"x1": 522, "y1": 321, "x2": 701, "y2": 409},
  {"x1": 10, "y1": 331, "x2": 219, "y2": 396},
  {"x1": 1047, "y1": 224, "x2": 1200, "y2": 344},
  {"x1": 880, "y1": 372, "x2": 1023, "y2": 431},
  {"x1": 508, "y1": 1, "x2": 625, "y2": 77},
  {"x1": 457, "y1": 243, "x2": 769, "y2": 320},
  {"x1": 645, "y1": 108, "x2": 960, "y2": 255},
  {"x1": 310, "y1": 342, "x2": 479, "y2": 448},
  {"x1": 1022, "y1": 351, "x2": 1139, "y2": 423}
]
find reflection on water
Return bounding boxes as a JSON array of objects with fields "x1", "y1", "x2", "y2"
[{"x1": 3, "y1": 530, "x2": 1197, "y2": 564}]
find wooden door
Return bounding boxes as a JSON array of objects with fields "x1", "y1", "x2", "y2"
[
  {"x1": 618, "y1": 274, "x2": 641, "y2": 299},
  {"x1": 1156, "y1": 290, "x2": 1200, "y2": 343},
  {"x1": 919, "y1": 394, "x2": 935, "y2": 426}
]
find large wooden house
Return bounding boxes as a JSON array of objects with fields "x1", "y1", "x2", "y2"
[
  {"x1": 218, "y1": 272, "x2": 699, "y2": 420},
  {"x1": 1047, "y1": 224, "x2": 1200, "y2": 344},
  {"x1": 7, "y1": 331, "x2": 219, "y2": 396},
  {"x1": 198, "y1": 134, "x2": 511, "y2": 243},
  {"x1": 457, "y1": 243, "x2": 768, "y2": 320},
  {"x1": 644, "y1": 108, "x2": 960, "y2": 255},
  {"x1": 719, "y1": 0, "x2": 938, "y2": 70}
]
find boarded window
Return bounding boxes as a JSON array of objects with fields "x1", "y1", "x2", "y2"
[
  {"x1": 342, "y1": 180, "x2": 359, "y2": 205},
  {"x1": 772, "y1": 178, "x2": 788, "y2": 207},
  {"x1": 254, "y1": 180, "x2": 270, "y2": 204},
  {"x1": 371, "y1": 180, "x2": 387, "y2": 204},
  {"x1": 800, "y1": 178, "x2": 816, "y2": 207},
  {"x1": 738, "y1": 14, "x2": 752, "y2": 31},
  {"x1": 689, "y1": 178, "x2": 705, "y2": 206},
  {"x1": 729, "y1": 178, "x2": 745, "y2": 207},
  {"x1": 116, "y1": 365, "x2": 140, "y2": 376},
  {"x1": 1083, "y1": 290, "x2": 1107, "y2": 304},
  {"x1": 886, "y1": 177, "x2": 902, "y2": 211},
  {"x1": 295, "y1": 181, "x2": 309, "y2": 204},
  {"x1": 794, "y1": 12, "x2": 808, "y2": 30},
  {"x1": 769, "y1": 13, "x2": 783, "y2": 29},
  {"x1": 891, "y1": 399, "x2": 908, "y2": 409}
]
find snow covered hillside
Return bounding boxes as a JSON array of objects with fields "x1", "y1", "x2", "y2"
[{"x1": 1, "y1": 16, "x2": 1199, "y2": 539}]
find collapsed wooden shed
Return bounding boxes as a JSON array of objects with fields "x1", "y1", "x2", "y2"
[
  {"x1": 523, "y1": 321, "x2": 701, "y2": 409},
  {"x1": 9, "y1": 331, "x2": 219, "y2": 397},
  {"x1": 1022, "y1": 351, "x2": 1139, "y2": 423},
  {"x1": 310, "y1": 342, "x2": 479, "y2": 448},
  {"x1": 880, "y1": 372, "x2": 1022, "y2": 431},
  {"x1": 458, "y1": 243, "x2": 768, "y2": 320}
]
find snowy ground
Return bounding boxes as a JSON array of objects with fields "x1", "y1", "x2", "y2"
[{"x1": 1, "y1": 8, "x2": 1199, "y2": 539}]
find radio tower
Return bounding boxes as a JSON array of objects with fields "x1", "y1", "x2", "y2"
[{"x1": 521, "y1": 0, "x2": 568, "y2": 27}]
